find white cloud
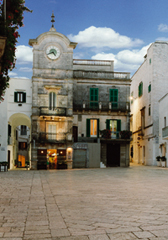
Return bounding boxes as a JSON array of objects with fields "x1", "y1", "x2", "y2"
[
  {"x1": 156, "y1": 37, "x2": 168, "y2": 41},
  {"x1": 91, "y1": 44, "x2": 151, "y2": 73},
  {"x1": 68, "y1": 26, "x2": 144, "y2": 49},
  {"x1": 14, "y1": 76, "x2": 29, "y2": 79},
  {"x1": 8, "y1": 72, "x2": 17, "y2": 77},
  {"x1": 19, "y1": 67, "x2": 32, "y2": 72},
  {"x1": 15, "y1": 45, "x2": 33, "y2": 64},
  {"x1": 158, "y1": 24, "x2": 168, "y2": 32}
]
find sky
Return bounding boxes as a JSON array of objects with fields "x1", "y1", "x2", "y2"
[{"x1": 7, "y1": 0, "x2": 168, "y2": 79}]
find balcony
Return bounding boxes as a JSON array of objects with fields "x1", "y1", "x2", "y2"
[
  {"x1": 73, "y1": 101, "x2": 130, "y2": 112},
  {"x1": 162, "y1": 126, "x2": 168, "y2": 139},
  {"x1": 39, "y1": 107, "x2": 67, "y2": 116},
  {"x1": 73, "y1": 70, "x2": 130, "y2": 80},
  {"x1": 39, "y1": 132, "x2": 66, "y2": 143}
]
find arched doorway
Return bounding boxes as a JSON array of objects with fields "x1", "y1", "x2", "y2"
[{"x1": 8, "y1": 113, "x2": 31, "y2": 169}]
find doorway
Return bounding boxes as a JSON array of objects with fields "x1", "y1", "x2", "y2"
[
  {"x1": 47, "y1": 149, "x2": 57, "y2": 169},
  {"x1": 8, "y1": 150, "x2": 10, "y2": 169},
  {"x1": 73, "y1": 126, "x2": 78, "y2": 142},
  {"x1": 107, "y1": 143, "x2": 120, "y2": 167}
]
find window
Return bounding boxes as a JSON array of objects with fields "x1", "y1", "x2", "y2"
[
  {"x1": 138, "y1": 82, "x2": 143, "y2": 97},
  {"x1": 106, "y1": 119, "x2": 121, "y2": 139},
  {"x1": 19, "y1": 142, "x2": 27, "y2": 150},
  {"x1": 21, "y1": 125, "x2": 27, "y2": 135},
  {"x1": 164, "y1": 117, "x2": 166, "y2": 128},
  {"x1": 86, "y1": 119, "x2": 99, "y2": 137},
  {"x1": 131, "y1": 91, "x2": 133, "y2": 104},
  {"x1": 48, "y1": 124, "x2": 56, "y2": 140},
  {"x1": 90, "y1": 88, "x2": 99, "y2": 108},
  {"x1": 149, "y1": 58, "x2": 151, "y2": 64},
  {"x1": 141, "y1": 108, "x2": 145, "y2": 135},
  {"x1": 110, "y1": 89, "x2": 118, "y2": 109},
  {"x1": 49, "y1": 92, "x2": 56, "y2": 110},
  {"x1": 148, "y1": 104, "x2": 151, "y2": 116},
  {"x1": 148, "y1": 84, "x2": 151, "y2": 93},
  {"x1": 14, "y1": 92, "x2": 26, "y2": 103}
]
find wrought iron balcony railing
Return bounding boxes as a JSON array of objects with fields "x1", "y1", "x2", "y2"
[
  {"x1": 39, "y1": 132, "x2": 66, "y2": 143},
  {"x1": 39, "y1": 107, "x2": 67, "y2": 116},
  {"x1": 73, "y1": 101, "x2": 130, "y2": 112},
  {"x1": 162, "y1": 126, "x2": 168, "y2": 139}
]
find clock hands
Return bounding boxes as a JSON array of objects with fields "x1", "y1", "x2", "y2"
[{"x1": 48, "y1": 49, "x2": 57, "y2": 56}]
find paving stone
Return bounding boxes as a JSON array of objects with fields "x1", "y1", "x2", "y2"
[
  {"x1": 88, "y1": 234, "x2": 110, "y2": 240},
  {"x1": 108, "y1": 232, "x2": 138, "y2": 239},
  {"x1": 1, "y1": 165, "x2": 168, "y2": 239},
  {"x1": 51, "y1": 229, "x2": 70, "y2": 237},
  {"x1": 133, "y1": 231, "x2": 155, "y2": 238}
]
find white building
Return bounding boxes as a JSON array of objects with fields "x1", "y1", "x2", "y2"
[
  {"x1": 0, "y1": 77, "x2": 32, "y2": 169},
  {"x1": 159, "y1": 93, "x2": 168, "y2": 166},
  {"x1": 130, "y1": 41, "x2": 168, "y2": 165}
]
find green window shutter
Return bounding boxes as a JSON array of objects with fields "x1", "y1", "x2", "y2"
[
  {"x1": 90, "y1": 88, "x2": 99, "y2": 101},
  {"x1": 97, "y1": 119, "x2": 100, "y2": 138},
  {"x1": 114, "y1": 89, "x2": 118, "y2": 102},
  {"x1": 106, "y1": 119, "x2": 110, "y2": 130},
  {"x1": 86, "y1": 119, "x2": 90, "y2": 137},
  {"x1": 117, "y1": 119, "x2": 121, "y2": 138},
  {"x1": 110, "y1": 89, "x2": 118, "y2": 102},
  {"x1": 141, "y1": 82, "x2": 143, "y2": 96},
  {"x1": 95, "y1": 88, "x2": 98, "y2": 101},
  {"x1": 110, "y1": 89, "x2": 118, "y2": 109},
  {"x1": 23, "y1": 92, "x2": 26, "y2": 103},
  {"x1": 90, "y1": 88, "x2": 99, "y2": 108},
  {"x1": 14, "y1": 92, "x2": 17, "y2": 102},
  {"x1": 148, "y1": 84, "x2": 151, "y2": 93}
]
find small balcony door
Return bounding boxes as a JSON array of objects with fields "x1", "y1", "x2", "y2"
[{"x1": 48, "y1": 124, "x2": 56, "y2": 140}]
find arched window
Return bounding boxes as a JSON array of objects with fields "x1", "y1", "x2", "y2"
[{"x1": 49, "y1": 92, "x2": 56, "y2": 110}]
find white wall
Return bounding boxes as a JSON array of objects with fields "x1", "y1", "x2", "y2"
[
  {"x1": 0, "y1": 78, "x2": 32, "y2": 167},
  {"x1": 131, "y1": 42, "x2": 168, "y2": 165}
]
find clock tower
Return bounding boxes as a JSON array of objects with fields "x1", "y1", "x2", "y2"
[{"x1": 29, "y1": 13, "x2": 77, "y2": 170}]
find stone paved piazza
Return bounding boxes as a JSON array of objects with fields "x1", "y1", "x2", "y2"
[{"x1": 0, "y1": 165, "x2": 168, "y2": 239}]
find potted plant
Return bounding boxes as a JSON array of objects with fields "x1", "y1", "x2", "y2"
[
  {"x1": 120, "y1": 130, "x2": 132, "y2": 139},
  {"x1": 156, "y1": 156, "x2": 161, "y2": 167},
  {"x1": 100, "y1": 129, "x2": 111, "y2": 139},
  {"x1": 161, "y1": 156, "x2": 166, "y2": 167},
  {"x1": 25, "y1": 160, "x2": 30, "y2": 170}
]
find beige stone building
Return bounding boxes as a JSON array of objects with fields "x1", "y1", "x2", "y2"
[{"x1": 29, "y1": 20, "x2": 131, "y2": 170}]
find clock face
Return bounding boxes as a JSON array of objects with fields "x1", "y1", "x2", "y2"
[{"x1": 46, "y1": 46, "x2": 60, "y2": 60}]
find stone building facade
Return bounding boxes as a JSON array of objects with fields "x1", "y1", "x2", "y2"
[
  {"x1": 29, "y1": 24, "x2": 131, "y2": 170},
  {"x1": 130, "y1": 41, "x2": 168, "y2": 165}
]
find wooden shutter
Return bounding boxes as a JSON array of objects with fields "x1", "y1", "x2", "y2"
[
  {"x1": 97, "y1": 119, "x2": 100, "y2": 138},
  {"x1": 110, "y1": 89, "x2": 118, "y2": 101},
  {"x1": 86, "y1": 119, "x2": 90, "y2": 137},
  {"x1": 23, "y1": 92, "x2": 26, "y2": 103},
  {"x1": 90, "y1": 88, "x2": 99, "y2": 108},
  {"x1": 14, "y1": 92, "x2": 17, "y2": 102},
  {"x1": 106, "y1": 119, "x2": 110, "y2": 130}
]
